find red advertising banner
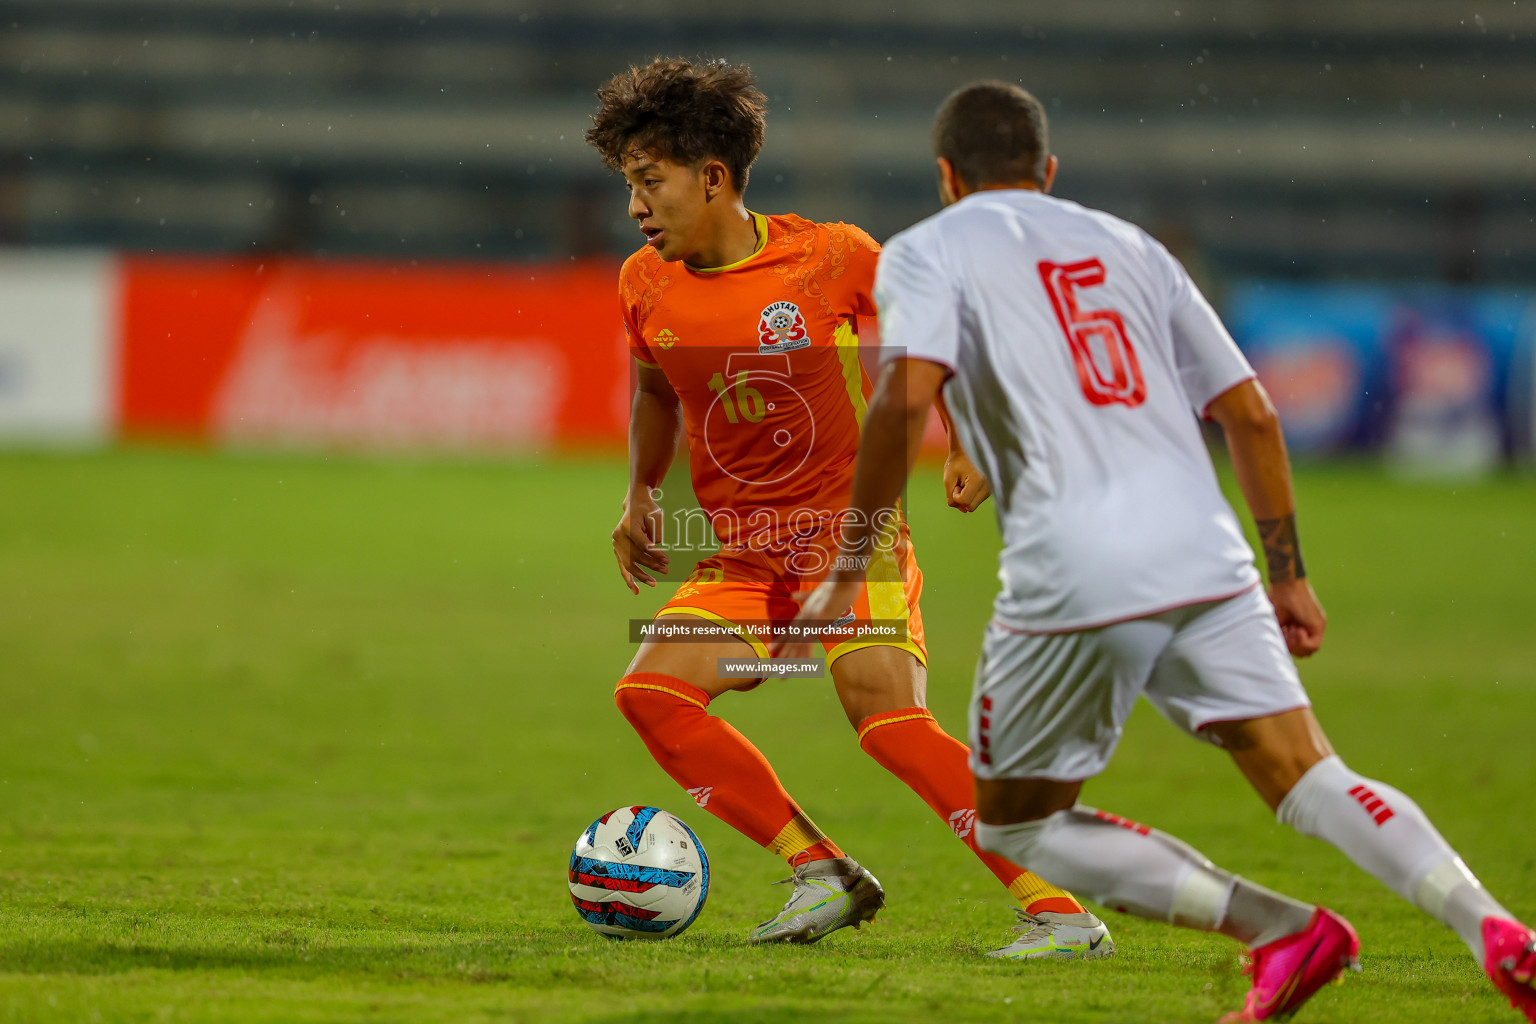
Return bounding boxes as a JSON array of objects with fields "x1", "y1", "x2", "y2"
[{"x1": 118, "y1": 256, "x2": 631, "y2": 450}]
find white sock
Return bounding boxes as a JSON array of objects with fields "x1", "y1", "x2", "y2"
[
  {"x1": 1277, "y1": 755, "x2": 1509, "y2": 961},
  {"x1": 975, "y1": 807, "x2": 1314, "y2": 947}
]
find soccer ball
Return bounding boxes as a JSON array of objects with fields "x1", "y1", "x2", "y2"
[{"x1": 568, "y1": 806, "x2": 710, "y2": 939}]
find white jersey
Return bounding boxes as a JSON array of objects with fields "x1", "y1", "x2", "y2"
[{"x1": 876, "y1": 189, "x2": 1260, "y2": 632}]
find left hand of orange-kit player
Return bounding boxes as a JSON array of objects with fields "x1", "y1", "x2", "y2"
[
  {"x1": 944, "y1": 450, "x2": 991, "y2": 513},
  {"x1": 774, "y1": 576, "x2": 861, "y2": 661},
  {"x1": 613, "y1": 489, "x2": 669, "y2": 594}
]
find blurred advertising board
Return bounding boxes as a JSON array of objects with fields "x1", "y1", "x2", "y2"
[
  {"x1": 0, "y1": 251, "x2": 116, "y2": 443},
  {"x1": 118, "y1": 256, "x2": 630, "y2": 451},
  {"x1": 0, "y1": 251, "x2": 922, "y2": 456},
  {"x1": 5, "y1": 252, "x2": 1531, "y2": 468},
  {"x1": 1225, "y1": 282, "x2": 1536, "y2": 471}
]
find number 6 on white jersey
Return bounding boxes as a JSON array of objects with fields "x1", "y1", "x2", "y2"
[{"x1": 1039, "y1": 258, "x2": 1147, "y2": 408}]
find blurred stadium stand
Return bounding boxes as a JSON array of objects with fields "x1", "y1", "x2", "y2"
[{"x1": 2, "y1": 0, "x2": 1533, "y2": 281}]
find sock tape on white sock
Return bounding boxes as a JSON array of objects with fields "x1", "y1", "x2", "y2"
[
  {"x1": 1413, "y1": 857, "x2": 1480, "y2": 918},
  {"x1": 1170, "y1": 860, "x2": 1235, "y2": 929}
]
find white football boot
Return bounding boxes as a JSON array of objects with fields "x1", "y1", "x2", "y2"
[
  {"x1": 747, "y1": 856, "x2": 885, "y2": 944},
  {"x1": 987, "y1": 909, "x2": 1116, "y2": 960}
]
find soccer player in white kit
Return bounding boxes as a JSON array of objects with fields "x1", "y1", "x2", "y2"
[{"x1": 787, "y1": 81, "x2": 1536, "y2": 1022}]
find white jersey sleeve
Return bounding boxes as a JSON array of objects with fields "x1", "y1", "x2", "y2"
[
  {"x1": 1160, "y1": 244, "x2": 1255, "y2": 416},
  {"x1": 873, "y1": 234, "x2": 960, "y2": 370}
]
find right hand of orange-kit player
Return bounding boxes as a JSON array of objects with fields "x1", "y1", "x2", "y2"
[{"x1": 613, "y1": 489, "x2": 669, "y2": 594}]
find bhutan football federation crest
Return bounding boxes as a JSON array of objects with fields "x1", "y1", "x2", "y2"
[{"x1": 757, "y1": 301, "x2": 810, "y2": 353}]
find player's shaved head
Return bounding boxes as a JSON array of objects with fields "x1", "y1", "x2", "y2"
[
  {"x1": 933, "y1": 81, "x2": 1050, "y2": 190},
  {"x1": 587, "y1": 57, "x2": 767, "y2": 192}
]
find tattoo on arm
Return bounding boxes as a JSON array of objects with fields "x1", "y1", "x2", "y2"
[{"x1": 1256, "y1": 514, "x2": 1306, "y2": 583}]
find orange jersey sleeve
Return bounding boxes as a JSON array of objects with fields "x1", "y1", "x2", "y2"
[
  {"x1": 619, "y1": 249, "x2": 669, "y2": 367},
  {"x1": 821, "y1": 222, "x2": 881, "y2": 319}
]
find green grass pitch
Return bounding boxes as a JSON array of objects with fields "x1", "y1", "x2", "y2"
[{"x1": 1, "y1": 447, "x2": 1532, "y2": 1023}]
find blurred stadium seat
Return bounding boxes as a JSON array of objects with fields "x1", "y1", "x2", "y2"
[{"x1": 1, "y1": 0, "x2": 1532, "y2": 280}]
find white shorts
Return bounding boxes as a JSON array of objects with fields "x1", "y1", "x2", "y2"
[{"x1": 970, "y1": 585, "x2": 1310, "y2": 781}]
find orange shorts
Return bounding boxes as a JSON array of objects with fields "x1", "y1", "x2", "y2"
[{"x1": 654, "y1": 536, "x2": 927, "y2": 670}]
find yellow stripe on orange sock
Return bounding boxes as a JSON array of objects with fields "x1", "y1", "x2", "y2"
[
  {"x1": 614, "y1": 676, "x2": 710, "y2": 710},
  {"x1": 766, "y1": 812, "x2": 839, "y2": 862},
  {"x1": 856, "y1": 708, "x2": 936, "y2": 745},
  {"x1": 1009, "y1": 872, "x2": 1084, "y2": 914}
]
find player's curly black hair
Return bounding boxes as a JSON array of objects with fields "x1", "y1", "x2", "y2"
[
  {"x1": 933, "y1": 80, "x2": 1050, "y2": 189},
  {"x1": 585, "y1": 57, "x2": 768, "y2": 191}
]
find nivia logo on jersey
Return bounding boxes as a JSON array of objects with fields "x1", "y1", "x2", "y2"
[{"x1": 757, "y1": 301, "x2": 810, "y2": 353}]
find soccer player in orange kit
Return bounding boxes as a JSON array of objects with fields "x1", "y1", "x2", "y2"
[{"x1": 583, "y1": 57, "x2": 1115, "y2": 956}]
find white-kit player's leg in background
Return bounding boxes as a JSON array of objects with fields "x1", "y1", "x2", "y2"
[{"x1": 970, "y1": 590, "x2": 1536, "y2": 1022}]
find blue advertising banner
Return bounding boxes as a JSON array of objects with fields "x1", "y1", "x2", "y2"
[{"x1": 1224, "y1": 282, "x2": 1536, "y2": 468}]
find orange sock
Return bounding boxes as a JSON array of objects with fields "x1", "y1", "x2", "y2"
[
  {"x1": 616, "y1": 673, "x2": 842, "y2": 865},
  {"x1": 858, "y1": 707, "x2": 1084, "y2": 915}
]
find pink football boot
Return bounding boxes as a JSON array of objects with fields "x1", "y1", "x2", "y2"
[
  {"x1": 1483, "y1": 917, "x2": 1536, "y2": 1022},
  {"x1": 1220, "y1": 907, "x2": 1360, "y2": 1022}
]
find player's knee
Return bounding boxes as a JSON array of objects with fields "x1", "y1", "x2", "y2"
[
  {"x1": 614, "y1": 676, "x2": 705, "y2": 734},
  {"x1": 976, "y1": 775, "x2": 1081, "y2": 825},
  {"x1": 613, "y1": 682, "x2": 657, "y2": 729},
  {"x1": 1275, "y1": 753, "x2": 1380, "y2": 837}
]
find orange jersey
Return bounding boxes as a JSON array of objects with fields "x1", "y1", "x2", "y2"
[{"x1": 620, "y1": 212, "x2": 880, "y2": 561}]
